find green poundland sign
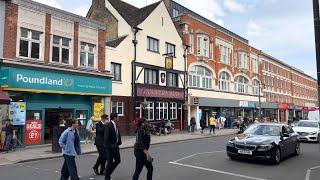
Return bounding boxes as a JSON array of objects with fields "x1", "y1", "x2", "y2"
[{"x1": 1, "y1": 67, "x2": 112, "y2": 96}]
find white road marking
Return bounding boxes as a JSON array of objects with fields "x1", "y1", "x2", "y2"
[
  {"x1": 305, "y1": 165, "x2": 320, "y2": 180},
  {"x1": 170, "y1": 150, "x2": 226, "y2": 163},
  {"x1": 89, "y1": 178, "x2": 95, "y2": 180},
  {"x1": 169, "y1": 161, "x2": 268, "y2": 180}
]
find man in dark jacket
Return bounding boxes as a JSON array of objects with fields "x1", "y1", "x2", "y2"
[
  {"x1": 200, "y1": 117, "x2": 206, "y2": 134},
  {"x1": 104, "y1": 113, "x2": 122, "y2": 180},
  {"x1": 3, "y1": 119, "x2": 15, "y2": 154},
  {"x1": 93, "y1": 114, "x2": 108, "y2": 175}
]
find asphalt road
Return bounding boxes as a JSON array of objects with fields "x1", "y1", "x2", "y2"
[{"x1": 1, "y1": 133, "x2": 320, "y2": 180}]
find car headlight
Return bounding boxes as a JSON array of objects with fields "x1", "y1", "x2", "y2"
[
  {"x1": 258, "y1": 144, "x2": 273, "y2": 151},
  {"x1": 227, "y1": 140, "x2": 235, "y2": 147},
  {"x1": 310, "y1": 132, "x2": 318, "y2": 135}
]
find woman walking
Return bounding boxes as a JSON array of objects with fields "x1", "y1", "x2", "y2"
[{"x1": 132, "y1": 118, "x2": 153, "y2": 180}]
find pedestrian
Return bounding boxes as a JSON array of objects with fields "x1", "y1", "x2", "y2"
[
  {"x1": 59, "y1": 119, "x2": 66, "y2": 127},
  {"x1": 200, "y1": 117, "x2": 206, "y2": 134},
  {"x1": 104, "y1": 113, "x2": 122, "y2": 180},
  {"x1": 3, "y1": 119, "x2": 15, "y2": 154},
  {"x1": 254, "y1": 118, "x2": 259, "y2": 124},
  {"x1": 209, "y1": 116, "x2": 216, "y2": 134},
  {"x1": 132, "y1": 118, "x2": 153, "y2": 180},
  {"x1": 86, "y1": 116, "x2": 95, "y2": 144},
  {"x1": 93, "y1": 114, "x2": 108, "y2": 175},
  {"x1": 158, "y1": 119, "x2": 166, "y2": 136},
  {"x1": 190, "y1": 117, "x2": 196, "y2": 133},
  {"x1": 59, "y1": 119, "x2": 82, "y2": 180},
  {"x1": 165, "y1": 120, "x2": 174, "y2": 134}
]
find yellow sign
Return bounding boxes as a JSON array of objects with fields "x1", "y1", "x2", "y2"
[
  {"x1": 165, "y1": 57, "x2": 173, "y2": 70},
  {"x1": 93, "y1": 103, "x2": 104, "y2": 121}
]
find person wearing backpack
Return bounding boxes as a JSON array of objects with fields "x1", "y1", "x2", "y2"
[
  {"x1": 132, "y1": 118, "x2": 153, "y2": 180},
  {"x1": 86, "y1": 116, "x2": 95, "y2": 144}
]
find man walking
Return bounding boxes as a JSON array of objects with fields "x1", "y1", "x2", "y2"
[
  {"x1": 85, "y1": 116, "x2": 95, "y2": 144},
  {"x1": 3, "y1": 119, "x2": 15, "y2": 154},
  {"x1": 59, "y1": 119, "x2": 82, "y2": 180},
  {"x1": 93, "y1": 114, "x2": 108, "y2": 175},
  {"x1": 104, "y1": 113, "x2": 122, "y2": 180},
  {"x1": 209, "y1": 116, "x2": 216, "y2": 134}
]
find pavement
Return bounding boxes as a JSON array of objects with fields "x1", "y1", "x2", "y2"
[
  {"x1": 0, "y1": 128, "x2": 237, "y2": 166},
  {"x1": 1, "y1": 130, "x2": 320, "y2": 180}
]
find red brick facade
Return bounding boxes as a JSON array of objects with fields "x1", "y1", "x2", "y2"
[
  {"x1": 3, "y1": 2, "x2": 18, "y2": 59},
  {"x1": 44, "y1": 13, "x2": 51, "y2": 64}
]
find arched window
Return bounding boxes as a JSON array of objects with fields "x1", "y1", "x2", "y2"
[
  {"x1": 219, "y1": 71, "x2": 231, "y2": 91},
  {"x1": 189, "y1": 66, "x2": 212, "y2": 89},
  {"x1": 252, "y1": 79, "x2": 260, "y2": 95},
  {"x1": 235, "y1": 76, "x2": 249, "y2": 93}
]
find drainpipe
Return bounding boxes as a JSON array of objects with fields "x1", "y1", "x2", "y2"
[{"x1": 183, "y1": 44, "x2": 190, "y2": 130}]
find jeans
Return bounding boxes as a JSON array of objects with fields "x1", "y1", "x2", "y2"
[
  {"x1": 191, "y1": 125, "x2": 195, "y2": 132},
  {"x1": 60, "y1": 155, "x2": 79, "y2": 180},
  {"x1": 105, "y1": 146, "x2": 121, "y2": 180},
  {"x1": 159, "y1": 128, "x2": 167, "y2": 136},
  {"x1": 4, "y1": 134, "x2": 13, "y2": 152},
  {"x1": 132, "y1": 150, "x2": 153, "y2": 180},
  {"x1": 210, "y1": 125, "x2": 215, "y2": 133},
  {"x1": 93, "y1": 146, "x2": 106, "y2": 173}
]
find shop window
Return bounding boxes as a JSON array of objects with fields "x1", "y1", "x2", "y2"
[
  {"x1": 166, "y1": 42, "x2": 176, "y2": 57},
  {"x1": 252, "y1": 79, "x2": 260, "y2": 95},
  {"x1": 147, "y1": 37, "x2": 159, "y2": 52},
  {"x1": 145, "y1": 69, "x2": 158, "y2": 85},
  {"x1": 76, "y1": 110, "x2": 88, "y2": 125},
  {"x1": 52, "y1": 35, "x2": 70, "y2": 64},
  {"x1": 26, "y1": 110, "x2": 42, "y2": 120},
  {"x1": 189, "y1": 65, "x2": 212, "y2": 89},
  {"x1": 111, "y1": 101, "x2": 124, "y2": 115},
  {"x1": 219, "y1": 71, "x2": 231, "y2": 91},
  {"x1": 167, "y1": 72, "x2": 178, "y2": 87},
  {"x1": 80, "y1": 42, "x2": 95, "y2": 68},
  {"x1": 170, "y1": 102, "x2": 177, "y2": 120},
  {"x1": 156, "y1": 102, "x2": 168, "y2": 120},
  {"x1": 19, "y1": 28, "x2": 41, "y2": 59},
  {"x1": 235, "y1": 76, "x2": 249, "y2": 94},
  {"x1": 111, "y1": 63, "x2": 121, "y2": 81}
]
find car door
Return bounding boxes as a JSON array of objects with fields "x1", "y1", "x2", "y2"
[
  {"x1": 285, "y1": 125, "x2": 297, "y2": 154},
  {"x1": 280, "y1": 126, "x2": 291, "y2": 156}
]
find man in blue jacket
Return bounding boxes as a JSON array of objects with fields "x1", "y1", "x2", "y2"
[{"x1": 59, "y1": 119, "x2": 82, "y2": 180}]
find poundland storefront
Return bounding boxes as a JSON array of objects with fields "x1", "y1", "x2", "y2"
[{"x1": 0, "y1": 65, "x2": 112, "y2": 146}]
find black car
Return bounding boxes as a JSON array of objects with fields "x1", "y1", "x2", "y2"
[{"x1": 226, "y1": 123, "x2": 300, "y2": 164}]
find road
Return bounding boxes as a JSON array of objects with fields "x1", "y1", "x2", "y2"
[{"x1": 1, "y1": 134, "x2": 320, "y2": 180}]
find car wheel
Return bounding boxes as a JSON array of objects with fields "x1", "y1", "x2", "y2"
[
  {"x1": 272, "y1": 148, "x2": 281, "y2": 165},
  {"x1": 294, "y1": 142, "x2": 300, "y2": 155},
  {"x1": 317, "y1": 135, "x2": 320, "y2": 144}
]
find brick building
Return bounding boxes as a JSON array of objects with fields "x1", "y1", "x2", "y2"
[{"x1": 0, "y1": 0, "x2": 113, "y2": 145}]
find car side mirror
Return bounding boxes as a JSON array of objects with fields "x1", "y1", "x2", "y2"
[{"x1": 282, "y1": 133, "x2": 290, "y2": 138}]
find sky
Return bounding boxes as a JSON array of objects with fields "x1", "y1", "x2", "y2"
[{"x1": 33, "y1": 0, "x2": 317, "y2": 78}]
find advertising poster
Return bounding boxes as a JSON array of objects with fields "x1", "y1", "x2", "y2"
[
  {"x1": 9, "y1": 102, "x2": 26, "y2": 125},
  {"x1": 25, "y1": 120, "x2": 42, "y2": 145},
  {"x1": 93, "y1": 103, "x2": 104, "y2": 121}
]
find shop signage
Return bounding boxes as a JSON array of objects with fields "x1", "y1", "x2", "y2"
[
  {"x1": 0, "y1": 67, "x2": 112, "y2": 96},
  {"x1": 192, "y1": 97, "x2": 200, "y2": 106},
  {"x1": 165, "y1": 56, "x2": 173, "y2": 70},
  {"x1": 136, "y1": 85, "x2": 184, "y2": 100},
  {"x1": 279, "y1": 103, "x2": 289, "y2": 109},
  {"x1": 300, "y1": 107, "x2": 319, "y2": 111},
  {"x1": 9, "y1": 102, "x2": 26, "y2": 125},
  {"x1": 239, "y1": 101, "x2": 249, "y2": 107},
  {"x1": 248, "y1": 102, "x2": 255, "y2": 108},
  {"x1": 93, "y1": 103, "x2": 104, "y2": 121},
  {"x1": 25, "y1": 120, "x2": 42, "y2": 145}
]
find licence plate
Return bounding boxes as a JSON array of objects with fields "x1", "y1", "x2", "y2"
[{"x1": 238, "y1": 150, "x2": 252, "y2": 155}]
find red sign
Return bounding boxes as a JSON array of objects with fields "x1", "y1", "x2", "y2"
[
  {"x1": 279, "y1": 104, "x2": 288, "y2": 109},
  {"x1": 136, "y1": 85, "x2": 184, "y2": 100},
  {"x1": 25, "y1": 120, "x2": 42, "y2": 145},
  {"x1": 300, "y1": 107, "x2": 319, "y2": 111}
]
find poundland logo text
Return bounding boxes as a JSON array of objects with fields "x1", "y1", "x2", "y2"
[{"x1": 17, "y1": 74, "x2": 63, "y2": 86}]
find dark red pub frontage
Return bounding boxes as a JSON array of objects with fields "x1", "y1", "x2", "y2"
[{"x1": 135, "y1": 84, "x2": 185, "y2": 132}]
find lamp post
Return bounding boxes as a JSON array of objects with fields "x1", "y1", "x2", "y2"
[
  {"x1": 312, "y1": 0, "x2": 320, "y2": 117},
  {"x1": 183, "y1": 44, "x2": 191, "y2": 130}
]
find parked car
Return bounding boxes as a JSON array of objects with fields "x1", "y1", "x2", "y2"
[
  {"x1": 292, "y1": 120, "x2": 320, "y2": 143},
  {"x1": 226, "y1": 123, "x2": 300, "y2": 165}
]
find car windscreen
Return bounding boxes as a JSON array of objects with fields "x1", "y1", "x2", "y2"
[
  {"x1": 296, "y1": 121, "x2": 318, "y2": 128},
  {"x1": 244, "y1": 125, "x2": 281, "y2": 136}
]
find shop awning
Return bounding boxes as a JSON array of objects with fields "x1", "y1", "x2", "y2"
[{"x1": 0, "y1": 90, "x2": 11, "y2": 104}]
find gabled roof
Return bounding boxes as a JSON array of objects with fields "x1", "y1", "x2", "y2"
[
  {"x1": 108, "y1": 0, "x2": 161, "y2": 27},
  {"x1": 106, "y1": 35, "x2": 128, "y2": 48}
]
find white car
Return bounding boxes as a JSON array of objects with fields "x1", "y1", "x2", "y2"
[{"x1": 292, "y1": 120, "x2": 320, "y2": 143}]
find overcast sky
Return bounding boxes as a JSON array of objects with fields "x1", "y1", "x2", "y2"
[{"x1": 34, "y1": 0, "x2": 317, "y2": 78}]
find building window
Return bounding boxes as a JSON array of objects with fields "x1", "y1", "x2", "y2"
[
  {"x1": 234, "y1": 51, "x2": 237, "y2": 67},
  {"x1": 19, "y1": 28, "x2": 41, "y2": 59},
  {"x1": 209, "y1": 42, "x2": 213, "y2": 59},
  {"x1": 197, "y1": 36, "x2": 201, "y2": 55},
  {"x1": 189, "y1": 34, "x2": 194, "y2": 53},
  {"x1": 170, "y1": 102, "x2": 177, "y2": 119},
  {"x1": 166, "y1": 42, "x2": 176, "y2": 57},
  {"x1": 167, "y1": 72, "x2": 178, "y2": 87},
  {"x1": 145, "y1": 69, "x2": 158, "y2": 85},
  {"x1": 239, "y1": 52, "x2": 248, "y2": 69},
  {"x1": 147, "y1": 37, "x2": 159, "y2": 52},
  {"x1": 252, "y1": 79, "x2": 260, "y2": 95},
  {"x1": 156, "y1": 102, "x2": 168, "y2": 120},
  {"x1": 263, "y1": 61, "x2": 266, "y2": 69},
  {"x1": 219, "y1": 71, "x2": 231, "y2": 91},
  {"x1": 251, "y1": 58, "x2": 258, "y2": 73},
  {"x1": 111, "y1": 63, "x2": 121, "y2": 81},
  {"x1": 235, "y1": 76, "x2": 249, "y2": 94},
  {"x1": 220, "y1": 45, "x2": 230, "y2": 65},
  {"x1": 146, "y1": 102, "x2": 154, "y2": 120},
  {"x1": 52, "y1": 35, "x2": 70, "y2": 64},
  {"x1": 189, "y1": 65, "x2": 212, "y2": 89},
  {"x1": 111, "y1": 101, "x2": 124, "y2": 115},
  {"x1": 80, "y1": 42, "x2": 95, "y2": 68},
  {"x1": 173, "y1": 8, "x2": 179, "y2": 17}
]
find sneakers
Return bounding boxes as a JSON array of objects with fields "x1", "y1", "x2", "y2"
[{"x1": 93, "y1": 167, "x2": 99, "y2": 175}]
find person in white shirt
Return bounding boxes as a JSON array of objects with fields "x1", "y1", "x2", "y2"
[{"x1": 86, "y1": 116, "x2": 95, "y2": 144}]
